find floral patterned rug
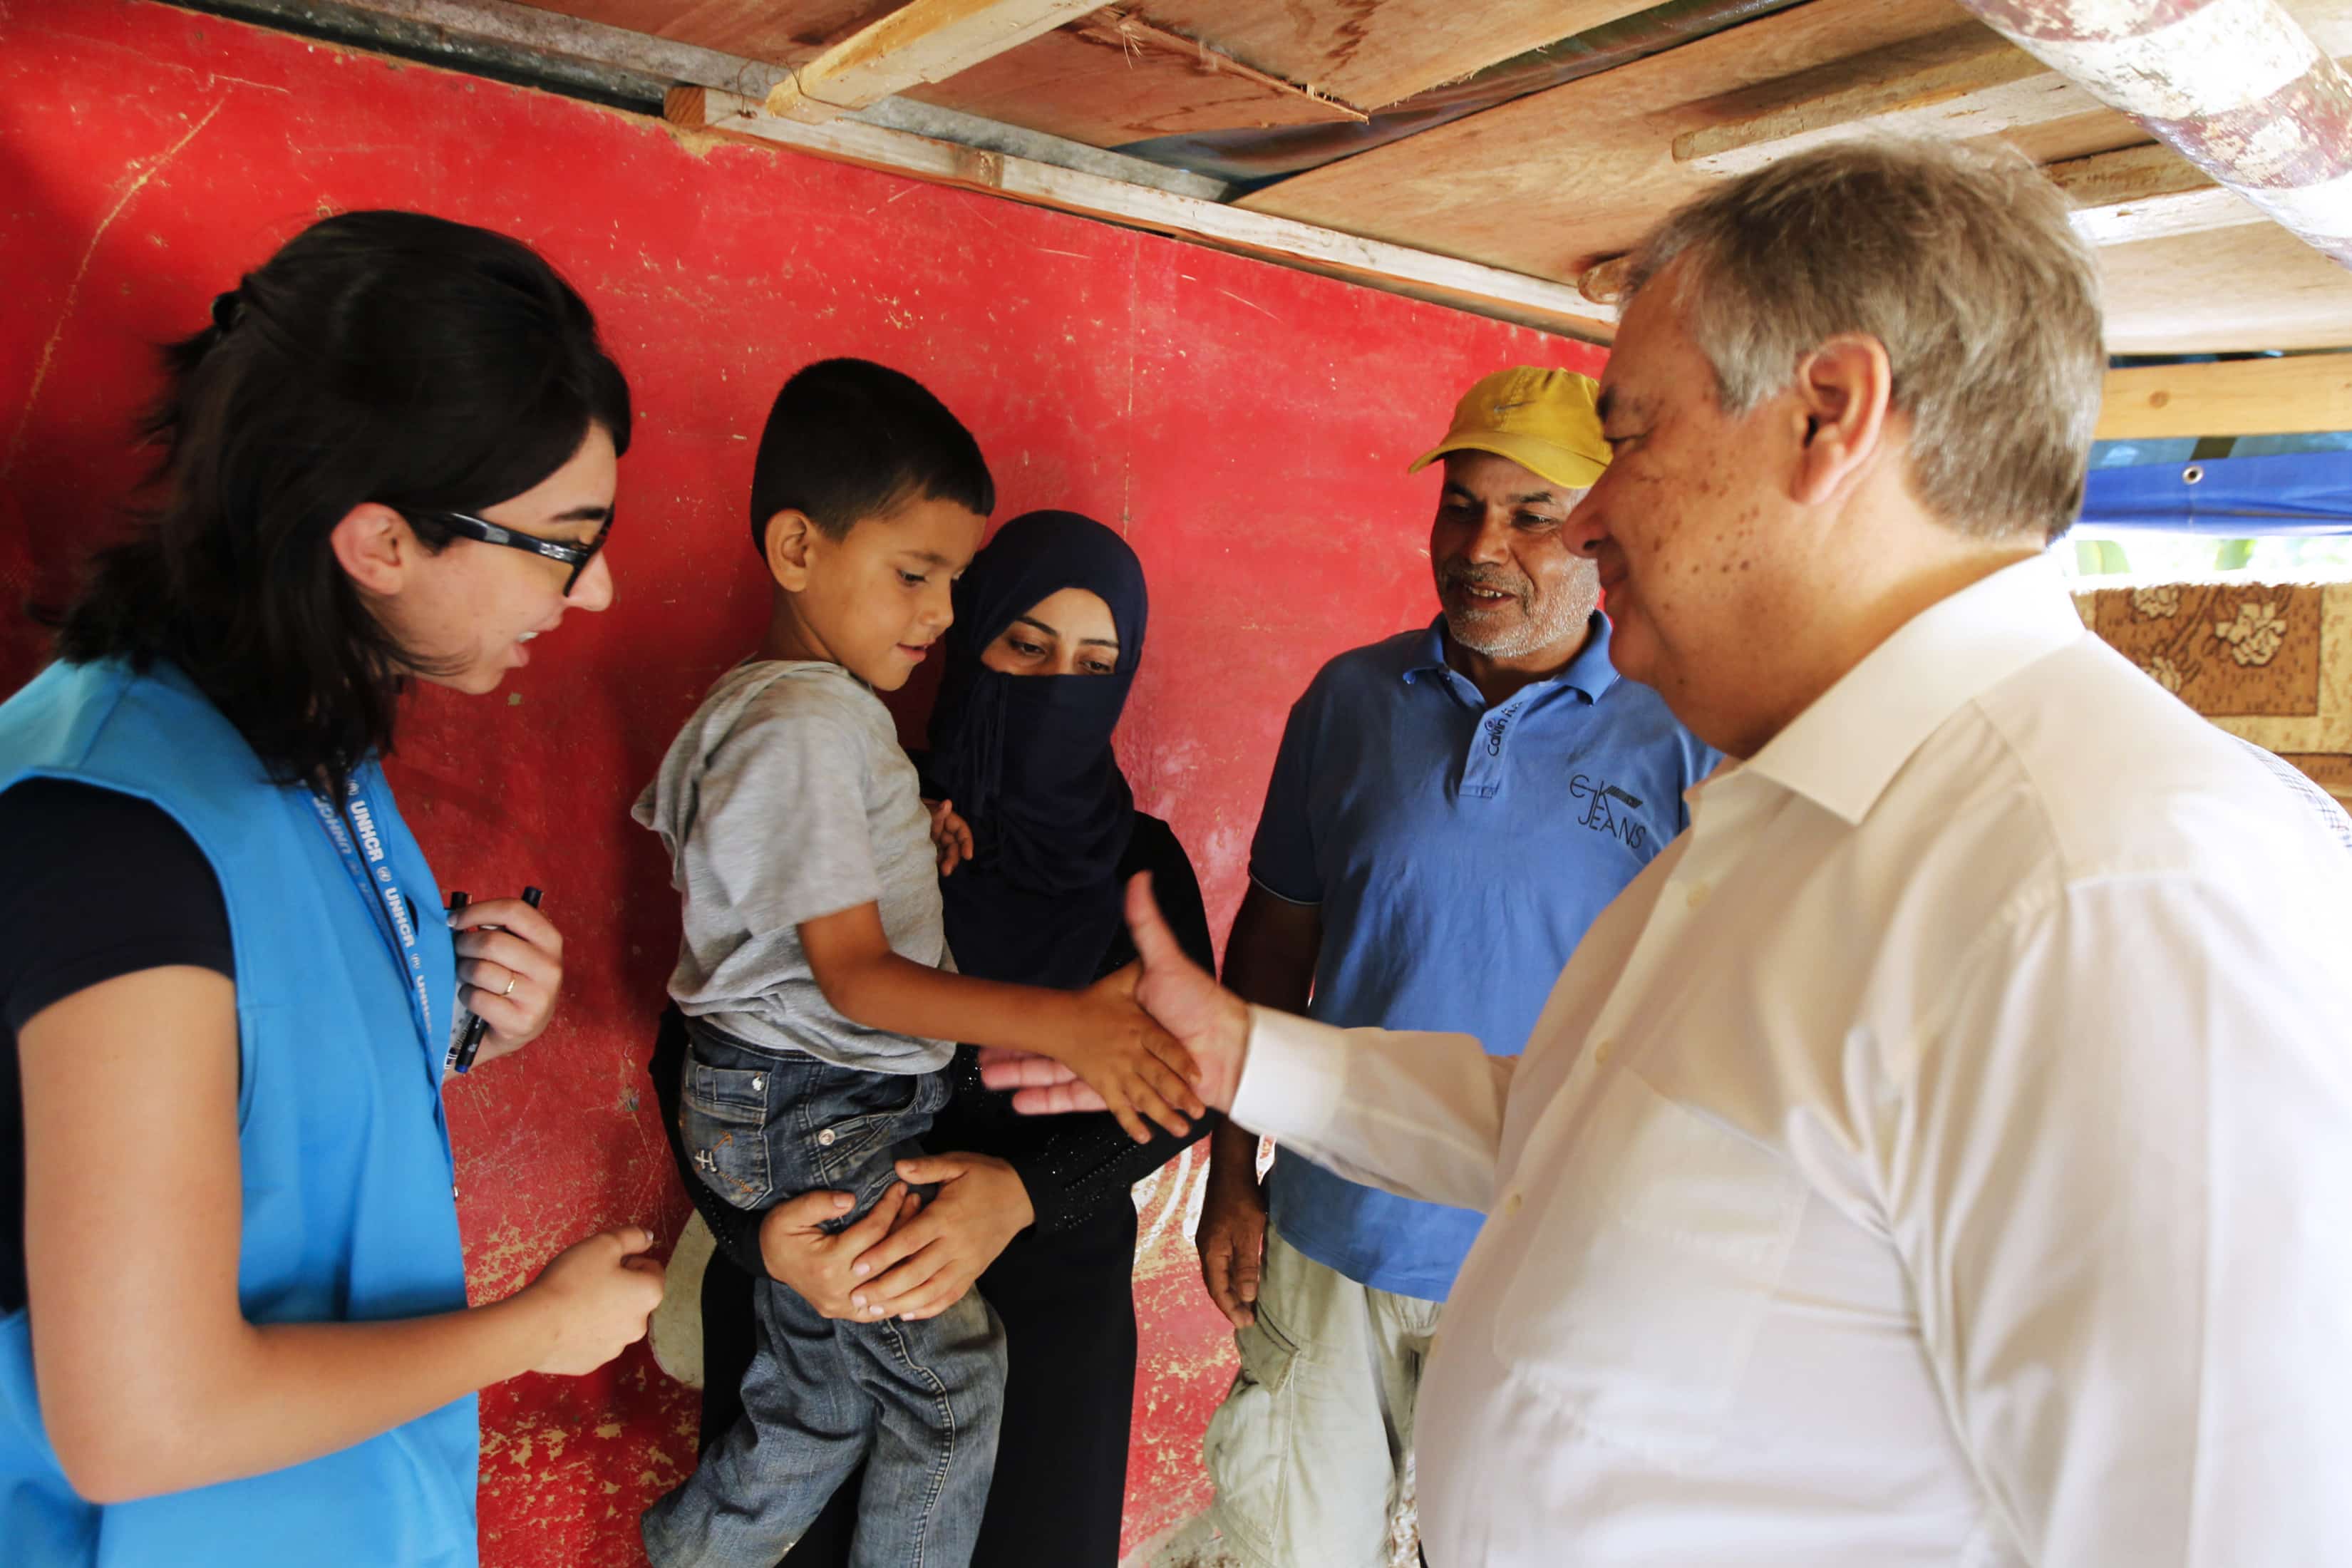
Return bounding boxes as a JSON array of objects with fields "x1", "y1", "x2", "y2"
[{"x1": 2075, "y1": 581, "x2": 2352, "y2": 804}]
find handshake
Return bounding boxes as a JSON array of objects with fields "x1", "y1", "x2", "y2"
[{"x1": 978, "y1": 872, "x2": 1251, "y2": 1141}]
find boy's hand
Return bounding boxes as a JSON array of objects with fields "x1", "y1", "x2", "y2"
[
  {"x1": 1028, "y1": 964, "x2": 1205, "y2": 1144},
  {"x1": 923, "y1": 798, "x2": 974, "y2": 877},
  {"x1": 757, "y1": 1183, "x2": 924, "y2": 1321}
]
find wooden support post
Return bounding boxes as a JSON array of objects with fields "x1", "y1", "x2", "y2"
[
  {"x1": 765, "y1": 0, "x2": 1110, "y2": 123},
  {"x1": 2098, "y1": 354, "x2": 2352, "y2": 439},
  {"x1": 2047, "y1": 144, "x2": 2264, "y2": 247},
  {"x1": 667, "y1": 86, "x2": 1616, "y2": 340}
]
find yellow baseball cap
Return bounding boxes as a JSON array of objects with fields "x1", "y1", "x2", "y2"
[{"x1": 1408, "y1": 366, "x2": 1609, "y2": 491}]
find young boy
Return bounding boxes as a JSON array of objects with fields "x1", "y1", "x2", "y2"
[{"x1": 635, "y1": 359, "x2": 1200, "y2": 1567}]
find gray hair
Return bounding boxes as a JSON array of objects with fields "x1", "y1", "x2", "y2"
[{"x1": 1625, "y1": 138, "x2": 2104, "y2": 544}]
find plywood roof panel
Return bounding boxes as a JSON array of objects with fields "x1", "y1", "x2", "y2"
[
  {"x1": 522, "y1": 0, "x2": 1356, "y2": 140},
  {"x1": 1232, "y1": 0, "x2": 2352, "y2": 348},
  {"x1": 517, "y1": 0, "x2": 2352, "y2": 349},
  {"x1": 902, "y1": 24, "x2": 1362, "y2": 139},
  {"x1": 522, "y1": 0, "x2": 889, "y2": 62},
  {"x1": 2103, "y1": 224, "x2": 2352, "y2": 354},
  {"x1": 1128, "y1": 0, "x2": 1664, "y2": 111},
  {"x1": 1237, "y1": 0, "x2": 1979, "y2": 281}
]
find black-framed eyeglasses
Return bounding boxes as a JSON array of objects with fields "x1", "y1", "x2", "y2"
[{"x1": 401, "y1": 507, "x2": 613, "y2": 597}]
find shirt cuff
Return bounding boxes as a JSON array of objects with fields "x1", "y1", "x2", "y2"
[{"x1": 1230, "y1": 1006, "x2": 1348, "y2": 1150}]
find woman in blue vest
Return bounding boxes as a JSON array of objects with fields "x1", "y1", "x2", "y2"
[{"x1": 0, "y1": 211, "x2": 666, "y2": 1567}]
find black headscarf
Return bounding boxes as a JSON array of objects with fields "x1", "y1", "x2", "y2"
[{"x1": 924, "y1": 510, "x2": 1146, "y2": 990}]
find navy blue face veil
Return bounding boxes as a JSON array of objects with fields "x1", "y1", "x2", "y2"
[{"x1": 925, "y1": 511, "x2": 1146, "y2": 989}]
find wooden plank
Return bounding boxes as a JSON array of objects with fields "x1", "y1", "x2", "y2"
[
  {"x1": 521, "y1": 0, "x2": 1362, "y2": 141},
  {"x1": 2098, "y1": 354, "x2": 2352, "y2": 438},
  {"x1": 852, "y1": 96, "x2": 1228, "y2": 196},
  {"x1": 1570, "y1": 204, "x2": 2352, "y2": 356},
  {"x1": 2047, "y1": 143, "x2": 2267, "y2": 247},
  {"x1": 1239, "y1": 0, "x2": 2352, "y2": 260},
  {"x1": 302, "y1": 0, "x2": 795, "y2": 88},
  {"x1": 763, "y1": 0, "x2": 1108, "y2": 122},
  {"x1": 289, "y1": 0, "x2": 1228, "y2": 195},
  {"x1": 1671, "y1": 25, "x2": 2077, "y2": 176},
  {"x1": 2103, "y1": 218, "x2": 2352, "y2": 354},
  {"x1": 665, "y1": 85, "x2": 1618, "y2": 338},
  {"x1": 1239, "y1": 0, "x2": 1976, "y2": 282},
  {"x1": 899, "y1": 21, "x2": 1365, "y2": 140},
  {"x1": 1066, "y1": 9, "x2": 1366, "y2": 120},
  {"x1": 1131, "y1": 0, "x2": 1664, "y2": 111},
  {"x1": 525, "y1": 1, "x2": 888, "y2": 67}
]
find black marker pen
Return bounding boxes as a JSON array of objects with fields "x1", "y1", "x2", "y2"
[
  {"x1": 453, "y1": 886, "x2": 542, "y2": 1075},
  {"x1": 442, "y1": 891, "x2": 472, "y2": 1074}
]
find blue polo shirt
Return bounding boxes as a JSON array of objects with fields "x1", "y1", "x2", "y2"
[{"x1": 1252, "y1": 615, "x2": 1718, "y2": 1299}]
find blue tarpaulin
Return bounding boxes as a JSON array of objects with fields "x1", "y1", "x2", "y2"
[{"x1": 2079, "y1": 450, "x2": 2352, "y2": 535}]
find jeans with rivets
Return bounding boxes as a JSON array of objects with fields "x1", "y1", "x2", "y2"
[{"x1": 644, "y1": 1019, "x2": 1005, "y2": 1567}]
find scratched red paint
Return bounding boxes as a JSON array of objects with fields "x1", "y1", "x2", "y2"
[{"x1": 0, "y1": 3, "x2": 1603, "y2": 1559}]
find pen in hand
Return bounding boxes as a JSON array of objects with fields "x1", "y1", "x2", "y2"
[{"x1": 452, "y1": 885, "x2": 542, "y2": 1075}]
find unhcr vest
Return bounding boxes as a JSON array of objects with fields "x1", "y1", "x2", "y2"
[{"x1": 0, "y1": 659, "x2": 476, "y2": 1566}]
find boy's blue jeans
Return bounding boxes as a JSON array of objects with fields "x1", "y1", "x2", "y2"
[{"x1": 642, "y1": 1020, "x2": 1006, "y2": 1568}]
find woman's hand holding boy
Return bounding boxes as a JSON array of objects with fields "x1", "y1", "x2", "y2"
[
  {"x1": 752, "y1": 1184, "x2": 924, "y2": 1319},
  {"x1": 753, "y1": 1173, "x2": 1029, "y2": 1325},
  {"x1": 851, "y1": 1153, "x2": 1033, "y2": 1321}
]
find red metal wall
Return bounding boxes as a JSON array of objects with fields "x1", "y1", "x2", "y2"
[{"x1": 0, "y1": 3, "x2": 1602, "y2": 1559}]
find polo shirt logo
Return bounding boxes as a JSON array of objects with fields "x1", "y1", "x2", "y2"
[
  {"x1": 1570, "y1": 773, "x2": 1649, "y2": 850},
  {"x1": 1483, "y1": 708, "x2": 1522, "y2": 756}
]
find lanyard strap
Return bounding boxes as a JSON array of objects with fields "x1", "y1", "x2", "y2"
[{"x1": 307, "y1": 771, "x2": 435, "y2": 1053}]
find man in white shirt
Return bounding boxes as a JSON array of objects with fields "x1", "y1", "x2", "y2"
[{"x1": 991, "y1": 139, "x2": 2352, "y2": 1566}]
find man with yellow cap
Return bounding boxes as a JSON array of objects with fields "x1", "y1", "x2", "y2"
[{"x1": 1192, "y1": 367, "x2": 1719, "y2": 1567}]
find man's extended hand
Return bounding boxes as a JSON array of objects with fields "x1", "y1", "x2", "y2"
[{"x1": 981, "y1": 872, "x2": 1249, "y2": 1115}]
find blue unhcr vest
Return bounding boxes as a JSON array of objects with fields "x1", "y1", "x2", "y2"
[{"x1": 0, "y1": 659, "x2": 477, "y2": 1566}]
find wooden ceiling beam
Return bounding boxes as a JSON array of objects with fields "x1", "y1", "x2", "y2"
[
  {"x1": 2099, "y1": 354, "x2": 2352, "y2": 439},
  {"x1": 765, "y1": 0, "x2": 1109, "y2": 123},
  {"x1": 1069, "y1": 9, "x2": 1368, "y2": 122},
  {"x1": 1671, "y1": 24, "x2": 2093, "y2": 177},
  {"x1": 1132, "y1": 0, "x2": 1664, "y2": 113},
  {"x1": 2048, "y1": 143, "x2": 2266, "y2": 247},
  {"x1": 670, "y1": 86, "x2": 1616, "y2": 339}
]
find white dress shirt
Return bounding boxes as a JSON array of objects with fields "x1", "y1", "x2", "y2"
[{"x1": 1233, "y1": 556, "x2": 2352, "y2": 1567}]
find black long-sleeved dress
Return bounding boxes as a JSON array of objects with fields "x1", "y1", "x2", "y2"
[{"x1": 647, "y1": 810, "x2": 1218, "y2": 1567}]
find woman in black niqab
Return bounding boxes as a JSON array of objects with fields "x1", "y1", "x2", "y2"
[{"x1": 924, "y1": 509, "x2": 1147, "y2": 989}]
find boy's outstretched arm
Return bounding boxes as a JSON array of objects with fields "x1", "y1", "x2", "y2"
[{"x1": 799, "y1": 900, "x2": 1204, "y2": 1144}]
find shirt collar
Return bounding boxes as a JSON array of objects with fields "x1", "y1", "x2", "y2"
[
  {"x1": 1404, "y1": 614, "x2": 1622, "y2": 703},
  {"x1": 1740, "y1": 553, "x2": 2085, "y2": 826}
]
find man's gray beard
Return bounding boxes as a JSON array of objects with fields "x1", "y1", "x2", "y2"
[{"x1": 1444, "y1": 572, "x2": 1599, "y2": 660}]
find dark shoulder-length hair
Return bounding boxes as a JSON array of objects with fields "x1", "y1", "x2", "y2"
[{"x1": 51, "y1": 210, "x2": 631, "y2": 788}]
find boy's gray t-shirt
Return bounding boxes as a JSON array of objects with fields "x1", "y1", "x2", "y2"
[{"x1": 634, "y1": 659, "x2": 954, "y2": 1073}]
